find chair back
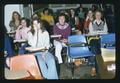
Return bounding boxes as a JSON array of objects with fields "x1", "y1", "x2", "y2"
[
  {"x1": 101, "y1": 33, "x2": 115, "y2": 49},
  {"x1": 10, "y1": 54, "x2": 43, "y2": 79},
  {"x1": 68, "y1": 35, "x2": 87, "y2": 44},
  {"x1": 68, "y1": 35, "x2": 94, "y2": 58}
]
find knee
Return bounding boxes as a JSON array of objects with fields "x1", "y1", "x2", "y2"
[{"x1": 55, "y1": 44, "x2": 62, "y2": 50}]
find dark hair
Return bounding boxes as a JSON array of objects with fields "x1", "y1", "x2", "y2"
[
  {"x1": 12, "y1": 11, "x2": 21, "y2": 22},
  {"x1": 30, "y1": 17, "x2": 46, "y2": 35},
  {"x1": 69, "y1": 8, "x2": 75, "y2": 17},
  {"x1": 85, "y1": 9, "x2": 93, "y2": 18},
  {"x1": 43, "y1": 8, "x2": 50, "y2": 15},
  {"x1": 56, "y1": 13, "x2": 66, "y2": 22},
  {"x1": 20, "y1": 17, "x2": 30, "y2": 27}
]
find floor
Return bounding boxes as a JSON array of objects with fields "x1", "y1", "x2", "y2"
[{"x1": 58, "y1": 62, "x2": 100, "y2": 79}]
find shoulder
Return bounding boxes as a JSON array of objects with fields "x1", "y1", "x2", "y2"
[
  {"x1": 55, "y1": 22, "x2": 59, "y2": 27},
  {"x1": 43, "y1": 30, "x2": 49, "y2": 35},
  {"x1": 9, "y1": 20, "x2": 14, "y2": 24}
]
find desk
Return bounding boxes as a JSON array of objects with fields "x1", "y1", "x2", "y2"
[
  {"x1": 96, "y1": 48, "x2": 115, "y2": 79},
  {"x1": 101, "y1": 48, "x2": 115, "y2": 62},
  {"x1": 25, "y1": 47, "x2": 47, "y2": 52},
  {"x1": 7, "y1": 31, "x2": 16, "y2": 38},
  {"x1": 50, "y1": 34, "x2": 61, "y2": 38},
  {"x1": 14, "y1": 39, "x2": 27, "y2": 43},
  {"x1": 13, "y1": 39, "x2": 27, "y2": 54}
]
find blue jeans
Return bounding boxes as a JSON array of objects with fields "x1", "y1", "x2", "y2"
[
  {"x1": 35, "y1": 52, "x2": 58, "y2": 79},
  {"x1": 18, "y1": 43, "x2": 28, "y2": 55},
  {"x1": 4, "y1": 35, "x2": 14, "y2": 57}
]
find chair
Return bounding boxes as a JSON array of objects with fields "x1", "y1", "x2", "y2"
[
  {"x1": 9, "y1": 54, "x2": 44, "y2": 80},
  {"x1": 97, "y1": 33, "x2": 116, "y2": 78},
  {"x1": 67, "y1": 34, "x2": 95, "y2": 78},
  {"x1": 101, "y1": 33, "x2": 115, "y2": 49},
  {"x1": 100, "y1": 33, "x2": 115, "y2": 63}
]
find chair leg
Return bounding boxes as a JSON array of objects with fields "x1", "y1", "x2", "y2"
[
  {"x1": 70, "y1": 58, "x2": 74, "y2": 79},
  {"x1": 71, "y1": 62, "x2": 74, "y2": 79}
]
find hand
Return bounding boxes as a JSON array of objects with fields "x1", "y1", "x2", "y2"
[
  {"x1": 61, "y1": 39, "x2": 68, "y2": 43},
  {"x1": 86, "y1": 16, "x2": 89, "y2": 21},
  {"x1": 18, "y1": 25, "x2": 23, "y2": 30}
]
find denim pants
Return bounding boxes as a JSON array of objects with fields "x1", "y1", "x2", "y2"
[
  {"x1": 35, "y1": 51, "x2": 58, "y2": 79},
  {"x1": 4, "y1": 35, "x2": 14, "y2": 57},
  {"x1": 18, "y1": 43, "x2": 28, "y2": 55}
]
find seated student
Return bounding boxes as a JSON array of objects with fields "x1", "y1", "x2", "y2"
[
  {"x1": 9, "y1": 11, "x2": 21, "y2": 39},
  {"x1": 15, "y1": 17, "x2": 30, "y2": 54},
  {"x1": 83, "y1": 9, "x2": 94, "y2": 34},
  {"x1": 41, "y1": 8, "x2": 55, "y2": 35},
  {"x1": 53, "y1": 13, "x2": 71, "y2": 64},
  {"x1": 88, "y1": 10, "x2": 108, "y2": 35},
  {"x1": 27, "y1": 17, "x2": 58, "y2": 79},
  {"x1": 87, "y1": 10, "x2": 108, "y2": 73}
]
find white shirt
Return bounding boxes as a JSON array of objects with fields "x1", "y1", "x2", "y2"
[{"x1": 27, "y1": 30, "x2": 50, "y2": 49}]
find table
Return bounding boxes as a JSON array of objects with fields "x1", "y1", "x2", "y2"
[
  {"x1": 13, "y1": 39, "x2": 27, "y2": 53},
  {"x1": 50, "y1": 34, "x2": 61, "y2": 38},
  {"x1": 13, "y1": 39, "x2": 27, "y2": 43},
  {"x1": 96, "y1": 48, "x2": 115, "y2": 79},
  {"x1": 7, "y1": 31, "x2": 16, "y2": 38},
  {"x1": 25, "y1": 47, "x2": 47, "y2": 52}
]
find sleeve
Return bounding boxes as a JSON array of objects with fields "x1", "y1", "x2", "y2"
[
  {"x1": 15, "y1": 29, "x2": 21, "y2": 40},
  {"x1": 88, "y1": 22, "x2": 94, "y2": 34},
  {"x1": 9, "y1": 21, "x2": 14, "y2": 31},
  {"x1": 43, "y1": 32, "x2": 50, "y2": 49},
  {"x1": 27, "y1": 31, "x2": 37, "y2": 47},
  {"x1": 50, "y1": 16, "x2": 55, "y2": 25},
  {"x1": 53, "y1": 25, "x2": 57, "y2": 35},
  {"x1": 68, "y1": 25, "x2": 71, "y2": 36},
  {"x1": 103, "y1": 22, "x2": 108, "y2": 34}
]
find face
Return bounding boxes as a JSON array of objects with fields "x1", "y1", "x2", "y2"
[
  {"x1": 44, "y1": 10, "x2": 49, "y2": 15},
  {"x1": 59, "y1": 16, "x2": 65, "y2": 25},
  {"x1": 88, "y1": 11, "x2": 93, "y2": 17},
  {"x1": 95, "y1": 12, "x2": 102, "y2": 20},
  {"x1": 21, "y1": 20, "x2": 26, "y2": 27},
  {"x1": 13, "y1": 13, "x2": 19, "y2": 19},
  {"x1": 80, "y1": 7, "x2": 83, "y2": 11},
  {"x1": 33, "y1": 20, "x2": 40, "y2": 29}
]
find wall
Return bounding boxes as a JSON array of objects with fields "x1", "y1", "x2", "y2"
[{"x1": 4, "y1": 4, "x2": 23, "y2": 32}]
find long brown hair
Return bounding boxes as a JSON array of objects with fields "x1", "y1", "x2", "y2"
[
  {"x1": 30, "y1": 17, "x2": 46, "y2": 35},
  {"x1": 11, "y1": 11, "x2": 21, "y2": 22}
]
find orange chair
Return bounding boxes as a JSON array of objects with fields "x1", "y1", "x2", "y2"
[{"x1": 9, "y1": 54, "x2": 44, "y2": 80}]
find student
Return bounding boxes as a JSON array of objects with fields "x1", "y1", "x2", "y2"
[
  {"x1": 88, "y1": 10, "x2": 108, "y2": 34},
  {"x1": 27, "y1": 17, "x2": 58, "y2": 79},
  {"x1": 84, "y1": 9, "x2": 94, "y2": 34},
  {"x1": 41, "y1": 8, "x2": 55, "y2": 35},
  {"x1": 9, "y1": 11, "x2": 21, "y2": 32},
  {"x1": 88, "y1": 10, "x2": 108, "y2": 74},
  {"x1": 53, "y1": 13, "x2": 71, "y2": 64},
  {"x1": 15, "y1": 17, "x2": 30, "y2": 54},
  {"x1": 69, "y1": 8, "x2": 81, "y2": 34}
]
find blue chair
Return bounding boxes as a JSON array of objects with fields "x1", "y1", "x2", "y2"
[
  {"x1": 100, "y1": 33, "x2": 115, "y2": 62},
  {"x1": 100, "y1": 33, "x2": 115, "y2": 49},
  {"x1": 67, "y1": 34, "x2": 95, "y2": 78}
]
